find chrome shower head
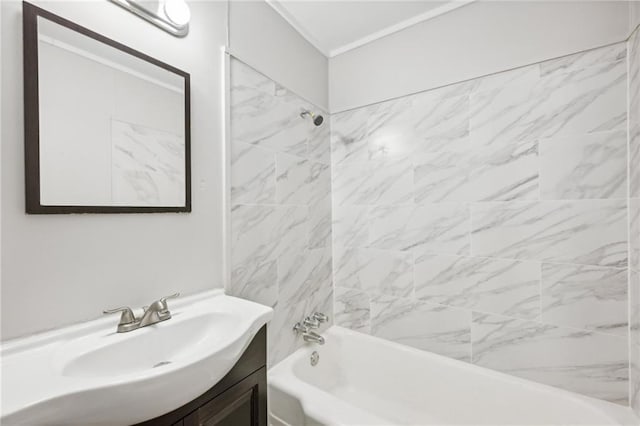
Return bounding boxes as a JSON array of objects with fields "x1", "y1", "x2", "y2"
[{"x1": 301, "y1": 110, "x2": 324, "y2": 126}]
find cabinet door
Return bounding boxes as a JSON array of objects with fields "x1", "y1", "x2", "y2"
[{"x1": 183, "y1": 368, "x2": 266, "y2": 426}]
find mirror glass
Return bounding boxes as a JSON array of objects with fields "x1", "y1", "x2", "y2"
[{"x1": 25, "y1": 6, "x2": 190, "y2": 213}]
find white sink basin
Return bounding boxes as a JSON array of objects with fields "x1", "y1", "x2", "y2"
[
  {"x1": 59, "y1": 312, "x2": 235, "y2": 378},
  {"x1": 0, "y1": 290, "x2": 273, "y2": 425}
]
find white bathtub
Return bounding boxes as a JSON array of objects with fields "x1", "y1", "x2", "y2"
[{"x1": 268, "y1": 326, "x2": 638, "y2": 426}]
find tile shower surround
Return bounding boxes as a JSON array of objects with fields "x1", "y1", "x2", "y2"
[
  {"x1": 229, "y1": 42, "x2": 638, "y2": 408},
  {"x1": 331, "y1": 42, "x2": 631, "y2": 405},
  {"x1": 228, "y1": 59, "x2": 333, "y2": 368},
  {"x1": 629, "y1": 25, "x2": 640, "y2": 417}
]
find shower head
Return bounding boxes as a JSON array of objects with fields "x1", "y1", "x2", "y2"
[{"x1": 300, "y1": 110, "x2": 324, "y2": 126}]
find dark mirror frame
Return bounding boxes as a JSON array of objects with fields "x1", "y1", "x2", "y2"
[{"x1": 23, "y1": 2, "x2": 191, "y2": 214}]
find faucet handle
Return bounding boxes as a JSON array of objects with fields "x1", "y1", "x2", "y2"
[
  {"x1": 303, "y1": 316, "x2": 320, "y2": 329},
  {"x1": 103, "y1": 307, "x2": 136, "y2": 325},
  {"x1": 155, "y1": 292, "x2": 180, "y2": 312},
  {"x1": 161, "y1": 292, "x2": 180, "y2": 302},
  {"x1": 159, "y1": 292, "x2": 180, "y2": 307},
  {"x1": 312, "y1": 312, "x2": 329, "y2": 323}
]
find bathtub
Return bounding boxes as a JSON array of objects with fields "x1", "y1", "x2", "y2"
[{"x1": 268, "y1": 326, "x2": 638, "y2": 426}]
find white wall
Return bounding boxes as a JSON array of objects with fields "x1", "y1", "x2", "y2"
[
  {"x1": 329, "y1": 1, "x2": 630, "y2": 112},
  {"x1": 1, "y1": 0, "x2": 227, "y2": 340},
  {"x1": 228, "y1": 0, "x2": 328, "y2": 110}
]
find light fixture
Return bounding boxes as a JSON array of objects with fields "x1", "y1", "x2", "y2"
[
  {"x1": 164, "y1": 0, "x2": 191, "y2": 27},
  {"x1": 109, "y1": 0, "x2": 190, "y2": 38}
]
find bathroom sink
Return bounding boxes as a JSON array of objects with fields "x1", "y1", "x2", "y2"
[
  {"x1": 0, "y1": 290, "x2": 272, "y2": 426},
  {"x1": 59, "y1": 312, "x2": 235, "y2": 378}
]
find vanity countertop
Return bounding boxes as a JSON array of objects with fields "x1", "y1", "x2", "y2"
[{"x1": 0, "y1": 289, "x2": 273, "y2": 426}]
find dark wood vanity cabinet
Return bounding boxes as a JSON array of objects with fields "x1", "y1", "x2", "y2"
[
  {"x1": 182, "y1": 369, "x2": 264, "y2": 426},
  {"x1": 135, "y1": 326, "x2": 267, "y2": 426}
]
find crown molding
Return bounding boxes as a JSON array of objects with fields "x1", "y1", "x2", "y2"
[
  {"x1": 265, "y1": 0, "x2": 476, "y2": 58},
  {"x1": 265, "y1": 0, "x2": 331, "y2": 56}
]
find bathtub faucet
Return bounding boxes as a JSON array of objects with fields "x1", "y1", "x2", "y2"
[{"x1": 293, "y1": 323, "x2": 325, "y2": 345}]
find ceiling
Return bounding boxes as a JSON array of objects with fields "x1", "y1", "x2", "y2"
[{"x1": 266, "y1": 0, "x2": 475, "y2": 57}]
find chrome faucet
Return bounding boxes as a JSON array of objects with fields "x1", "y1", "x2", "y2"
[
  {"x1": 104, "y1": 293, "x2": 179, "y2": 333},
  {"x1": 294, "y1": 323, "x2": 325, "y2": 345},
  {"x1": 294, "y1": 312, "x2": 329, "y2": 345}
]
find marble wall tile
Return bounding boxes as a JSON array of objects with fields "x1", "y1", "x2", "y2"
[
  {"x1": 370, "y1": 295, "x2": 471, "y2": 361},
  {"x1": 231, "y1": 142, "x2": 276, "y2": 205},
  {"x1": 231, "y1": 63, "x2": 309, "y2": 157},
  {"x1": 271, "y1": 205, "x2": 309, "y2": 260},
  {"x1": 334, "y1": 287, "x2": 370, "y2": 333},
  {"x1": 540, "y1": 263, "x2": 627, "y2": 336},
  {"x1": 268, "y1": 297, "x2": 308, "y2": 368},
  {"x1": 366, "y1": 96, "x2": 421, "y2": 159},
  {"x1": 230, "y1": 59, "x2": 275, "y2": 97},
  {"x1": 307, "y1": 285, "x2": 334, "y2": 326},
  {"x1": 230, "y1": 58, "x2": 332, "y2": 367},
  {"x1": 630, "y1": 270, "x2": 640, "y2": 410},
  {"x1": 411, "y1": 92, "x2": 471, "y2": 145},
  {"x1": 279, "y1": 247, "x2": 332, "y2": 307},
  {"x1": 229, "y1": 205, "x2": 279, "y2": 306},
  {"x1": 413, "y1": 145, "x2": 471, "y2": 203},
  {"x1": 326, "y1": 42, "x2": 630, "y2": 406},
  {"x1": 307, "y1": 115, "x2": 331, "y2": 164},
  {"x1": 633, "y1": 270, "x2": 640, "y2": 339},
  {"x1": 467, "y1": 69, "x2": 541, "y2": 201},
  {"x1": 632, "y1": 341, "x2": 640, "y2": 412},
  {"x1": 630, "y1": 29, "x2": 640, "y2": 199},
  {"x1": 471, "y1": 200, "x2": 627, "y2": 267},
  {"x1": 367, "y1": 91, "x2": 470, "y2": 158},
  {"x1": 332, "y1": 205, "x2": 369, "y2": 248},
  {"x1": 331, "y1": 108, "x2": 369, "y2": 165},
  {"x1": 413, "y1": 137, "x2": 538, "y2": 202},
  {"x1": 268, "y1": 284, "x2": 334, "y2": 369},
  {"x1": 309, "y1": 162, "x2": 331, "y2": 207},
  {"x1": 309, "y1": 198, "x2": 332, "y2": 249},
  {"x1": 468, "y1": 43, "x2": 626, "y2": 149},
  {"x1": 334, "y1": 247, "x2": 413, "y2": 297},
  {"x1": 276, "y1": 153, "x2": 309, "y2": 205},
  {"x1": 472, "y1": 313, "x2": 628, "y2": 403},
  {"x1": 333, "y1": 158, "x2": 413, "y2": 206},
  {"x1": 227, "y1": 259, "x2": 277, "y2": 308},
  {"x1": 468, "y1": 75, "x2": 542, "y2": 148},
  {"x1": 539, "y1": 43, "x2": 626, "y2": 78},
  {"x1": 631, "y1": 127, "x2": 640, "y2": 199},
  {"x1": 369, "y1": 203, "x2": 470, "y2": 254},
  {"x1": 539, "y1": 130, "x2": 626, "y2": 200},
  {"x1": 632, "y1": 198, "x2": 640, "y2": 272},
  {"x1": 467, "y1": 138, "x2": 538, "y2": 201},
  {"x1": 629, "y1": 27, "x2": 640, "y2": 414},
  {"x1": 414, "y1": 254, "x2": 539, "y2": 320},
  {"x1": 230, "y1": 204, "x2": 307, "y2": 306},
  {"x1": 537, "y1": 58, "x2": 627, "y2": 138},
  {"x1": 309, "y1": 162, "x2": 332, "y2": 248}
]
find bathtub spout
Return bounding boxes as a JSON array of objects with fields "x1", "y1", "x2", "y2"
[
  {"x1": 294, "y1": 321, "x2": 326, "y2": 345},
  {"x1": 302, "y1": 330, "x2": 325, "y2": 345}
]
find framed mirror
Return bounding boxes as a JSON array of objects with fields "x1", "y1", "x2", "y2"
[{"x1": 23, "y1": 2, "x2": 191, "y2": 214}]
